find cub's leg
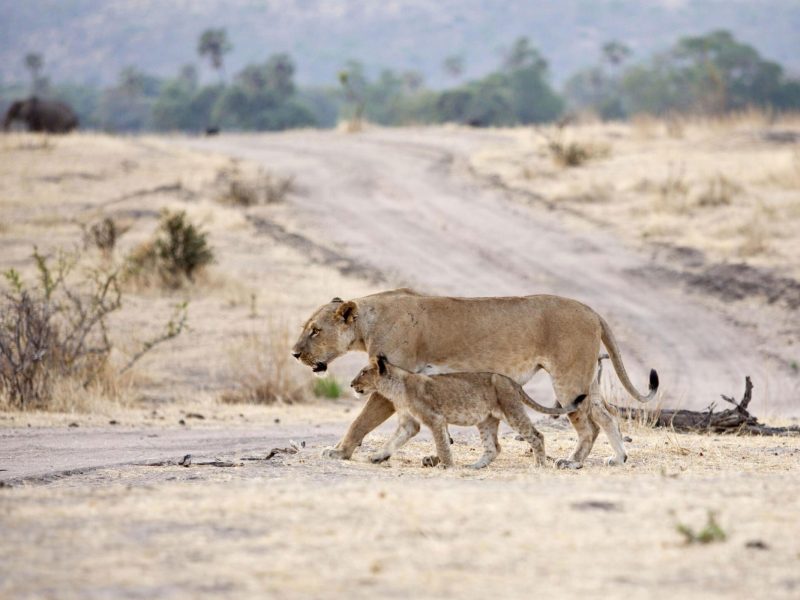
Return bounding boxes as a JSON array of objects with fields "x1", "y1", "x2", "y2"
[
  {"x1": 499, "y1": 394, "x2": 547, "y2": 466},
  {"x1": 588, "y1": 382, "x2": 628, "y2": 466},
  {"x1": 427, "y1": 417, "x2": 454, "y2": 468},
  {"x1": 369, "y1": 412, "x2": 420, "y2": 464},
  {"x1": 323, "y1": 392, "x2": 395, "y2": 460},
  {"x1": 469, "y1": 416, "x2": 500, "y2": 469}
]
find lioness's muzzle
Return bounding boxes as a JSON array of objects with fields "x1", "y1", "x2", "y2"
[{"x1": 312, "y1": 362, "x2": 328, "y2": 373}]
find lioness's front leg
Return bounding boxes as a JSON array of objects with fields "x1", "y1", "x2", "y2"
[{"x1": 321, "y1": 392, "x2": 395, "y2": 460}]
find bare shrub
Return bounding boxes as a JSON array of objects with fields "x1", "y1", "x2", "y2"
[
  {"x1": 216, "y1": 165, "x2": 295, "y2": 206},
  {"x1": 656, "y1": 164, "x2": 690, "y2": 211},
  {"x1": 126, "y1": 210, "x2": 214, "y2": 288},
  {"x1": 538, "y1": 128, "x2": 610, "y2": 168},
  {"x1": 0, "y1": 250, "x2": 122, "y2": 410},
  {"x1": 696, "y1": 174, "x2": 741, "y2": 208},
  {"x1": 220, "y1": 325, "x2": 310, "y2": 405},
  {"x1": 83, "y1": 217, "x2": 130, "y2": 259}
]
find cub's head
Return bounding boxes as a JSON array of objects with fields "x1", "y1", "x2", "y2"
[
  {"x1": 291, "y1": 297, "x2": 359, "y2": 373},
  {"x1": 350, "y1": 354, "x2": 388, "y2": 395}
]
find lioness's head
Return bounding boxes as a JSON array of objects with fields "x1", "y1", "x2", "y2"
[
  {"x1": 350, "y1": 354, "x2": 388, "y2": 394},
  {"x1": 291, "y1": 297, "x2": 359, "y2": 373}
]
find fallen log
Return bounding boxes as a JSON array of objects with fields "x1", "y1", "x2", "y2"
[{"x1": 613, "y1": 376, "x2": 800, "y2": 436}]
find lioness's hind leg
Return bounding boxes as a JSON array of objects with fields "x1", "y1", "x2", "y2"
[
  {"x1": 589, "y1": 386, "x2": 628, "y2": 466},
  {"x1": 469, "y1": 416, "x2": 500, "y2": 469}
]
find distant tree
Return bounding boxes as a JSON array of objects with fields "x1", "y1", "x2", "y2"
[
  {"x1": 402, "y1": 71, "x2": 424, "y2": 93},
  {"x1": 23, "y1": 53, "x2": 45, "y2": 95},
  {"x1": 504, "y1": 37, "x2": 548, "y2": 72},
  {"x1": 443, "y1": 55, "x2": 464, "y2": 79},
  {"x1": 601, "y1": 41, "x2": 631, "y2": 68},
  {"x1": 197, "y1": 29, "x2": 232, "y2": 83},
  {"x1": 338, "y1": 61, "x2": 368, "y2": 128}
]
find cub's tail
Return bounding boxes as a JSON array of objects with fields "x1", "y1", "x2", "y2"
[{"x1": 519, "y1": 389, "x2": 586, "y2": 415}]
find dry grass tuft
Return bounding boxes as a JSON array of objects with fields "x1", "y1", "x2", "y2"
[
  {"x1": 220, "y1": 324, "x2": 311, "y2": 405},
  {"x1": 696, "y1": 174, "x2": 741, "y2": 208},
  {"x1": 216, "y1": 164, "x2": 295, "y2": 206}
]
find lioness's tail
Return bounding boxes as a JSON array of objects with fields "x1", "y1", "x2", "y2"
[
  {"x1": 519, "y1": 389, "x2": 586, "y2": 415},
  {"x1": 599, "y1": 316, "x2": 659, "y2": 403}
]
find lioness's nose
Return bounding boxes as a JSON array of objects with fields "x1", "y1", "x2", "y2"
[{"x1": 292, "y1": 352, "x2": 301, "y2": 359}]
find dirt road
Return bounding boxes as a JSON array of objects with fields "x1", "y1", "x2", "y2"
[{"x1": 184, "y1": 128, "x2": 798, "y2": 414}]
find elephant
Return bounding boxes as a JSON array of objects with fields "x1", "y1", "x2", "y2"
[{"x1": 3, "y1": 97, "x2": 78, "y2": 133}]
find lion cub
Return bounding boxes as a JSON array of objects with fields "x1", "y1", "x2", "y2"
[{"x1": 350, "y1": 355, "x2": 586, "y2": 469}]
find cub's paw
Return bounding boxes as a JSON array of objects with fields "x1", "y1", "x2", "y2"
[
  {"x1": 467, "y1": 461, "x2": 490, "y2": 470},
  {"x1": 321, "y1": 447, "x2": 349, "y2": 460},
  {"x1": 605, "y1": 455, "x2": 628, "y2": 467},
  {"x1": 370, "y1": 451, "x2": 391, "y2": 464},
  {"x1": 555, "y1": 458, "x2": 583, "y2": 470},
  {"x1": 421, "y1": 455, "x2": 440, "y2": 468}
]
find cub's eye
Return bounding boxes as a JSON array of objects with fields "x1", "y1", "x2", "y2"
[{"x1": 310, "y1": 327, "x2": 320, "y2": 337}]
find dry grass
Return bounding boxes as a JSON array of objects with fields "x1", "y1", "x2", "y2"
[
  {"x1": 219, "y1": 323, "x2": 313, "y2": 405},
  {"x1": 0, "y1": 132, "x2": 378, "y2": 408},
  {"x1": 472, "y1": 112, "x2": 800, "y2": 277},
  {"x1": 215, "y1": 163, "x2": 295, "y2": 206}
]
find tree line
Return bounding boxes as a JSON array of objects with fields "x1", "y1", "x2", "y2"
[{"x1": 3, "y1": 28, "x2": 799, "y2": 133}]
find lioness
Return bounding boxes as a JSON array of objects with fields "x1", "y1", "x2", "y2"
[
  {"x1": 350, "y1": 354, "x2": 586, "y2": 469},
  {"x1": 292, "y1": 289, "x2": 658, "y2": 468}
]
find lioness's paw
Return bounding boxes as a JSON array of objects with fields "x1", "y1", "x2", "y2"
[
  {"x1": 421, "y1": 455, "x2": 440, "y2": 468},
  {"x1": 605, "y1": 455, "x2": 627, "y2": 467},
  {"x1": 321, "y1": 447, "x2": 349, "y2": 460},
  {"x1": 370, "y1": 452, "x2": 391, "y2": 464},
  {"x1": 555, "y1": 458, "x2": 583, "y2": 470},
  {"x1": 467, "y1": 461, "x2": 490, "y2": 470}
]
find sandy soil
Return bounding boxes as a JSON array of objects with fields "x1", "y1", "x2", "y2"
[{"x1": 2, "y1": 417, "x2": 800, "y2": 599}]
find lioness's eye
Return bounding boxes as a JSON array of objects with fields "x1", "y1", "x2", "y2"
[{"x1": 310, "y1": 327, "x2": 320, "y2": 337}]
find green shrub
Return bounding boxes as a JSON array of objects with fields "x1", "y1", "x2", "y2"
[
  {"x1": 312, "y1": 375, "x2": 342, "y2": 399},
  {"x1": 127, "y1": 210, "x2": 214, "y2": 287}
]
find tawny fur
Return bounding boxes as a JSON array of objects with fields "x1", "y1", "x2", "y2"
[
  {"x1": 351, "y1": 356, "x2": 585, "y2": 469},
  {"x1": 292, "y1": 289, "x2": 658, "y2": 468}
]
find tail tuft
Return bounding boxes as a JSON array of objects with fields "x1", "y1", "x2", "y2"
[
  {"x1": 573, "y1": 393, "x2": 587, "y2": 406},
  {"x1": 649, "y1": 369, "x2": 659, "y2": 392}
]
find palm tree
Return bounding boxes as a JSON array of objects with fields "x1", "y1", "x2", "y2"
[
  {"x1": 197, "y1": 29, "x2": 232, "y2": 83},
  {"x1": 23, "y1": 53, "x2": 43, "y2": 94},
  {"x1": 443, "y1": 55, "x2": 464, "y2": 80}
]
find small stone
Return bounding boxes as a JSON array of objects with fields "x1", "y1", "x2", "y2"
[
  {"x1": 68, "y1": 422, "x2": 79, "y2": 428},
  {"x1": 745, "y1": 540, "x2": 769, "y2": 550},
  {"x1": 623, "y1": 436, "x2": 633, "y2": 443},
  {"x1": 179, "y1": 454, "x2": 192, "y2": 467},
  {"x1": 109, "y1": 420, "x2": 119, "y2": 425},
  {"x1": 178, "y1": 419, "x2": 186, "y2": 426},
  {"x1": 274, "y1": 418, "x2": 281, "y2": 424}
]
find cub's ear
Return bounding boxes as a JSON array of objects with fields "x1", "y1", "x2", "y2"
[
  {"x1": 330, "y1": 297, "x2": 343, "y2": 303},
  {"x1": 376, "y1": 353, "x2": 387, "y2": 375},
  {"x1": 334, "y1": 300, "x2": 357, "y2": 324}
]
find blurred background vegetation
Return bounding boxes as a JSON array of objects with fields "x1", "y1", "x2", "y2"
[{"x1": 1, "y1": 0, "x2": 799, "y2": 132}]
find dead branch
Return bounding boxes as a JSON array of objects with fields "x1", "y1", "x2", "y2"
[{"x1": 614, "y1": 376, "x2": 800, "y2": 436}]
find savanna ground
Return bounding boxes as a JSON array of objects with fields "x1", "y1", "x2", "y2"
[{"x1": 1, "y1": 118, "x2": 799, "y2": 599}]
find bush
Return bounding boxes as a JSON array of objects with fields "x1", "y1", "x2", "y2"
[
  {"x1": 216, "y1": 166, "x2": 295, "y2": 206},
  {"x1": 0, "y1": 251, "x2": 121, "y2": 410},
  {"x1": 127, "y1": 210, "x2": 214, "y2": 287},
  {"x1": 312, "y1": 375, "x2": 342, "y2": 399}
]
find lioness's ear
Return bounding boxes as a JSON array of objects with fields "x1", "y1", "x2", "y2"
[
  {"x1": 377, "y1": 354, "x2": 387, "y2": 375},
  {"x1": 330, "y1": 297, "x2": 343, "y2": 303},
  {"x1": 334, "y1": 301, "x2": 357, "y2": 324}
]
